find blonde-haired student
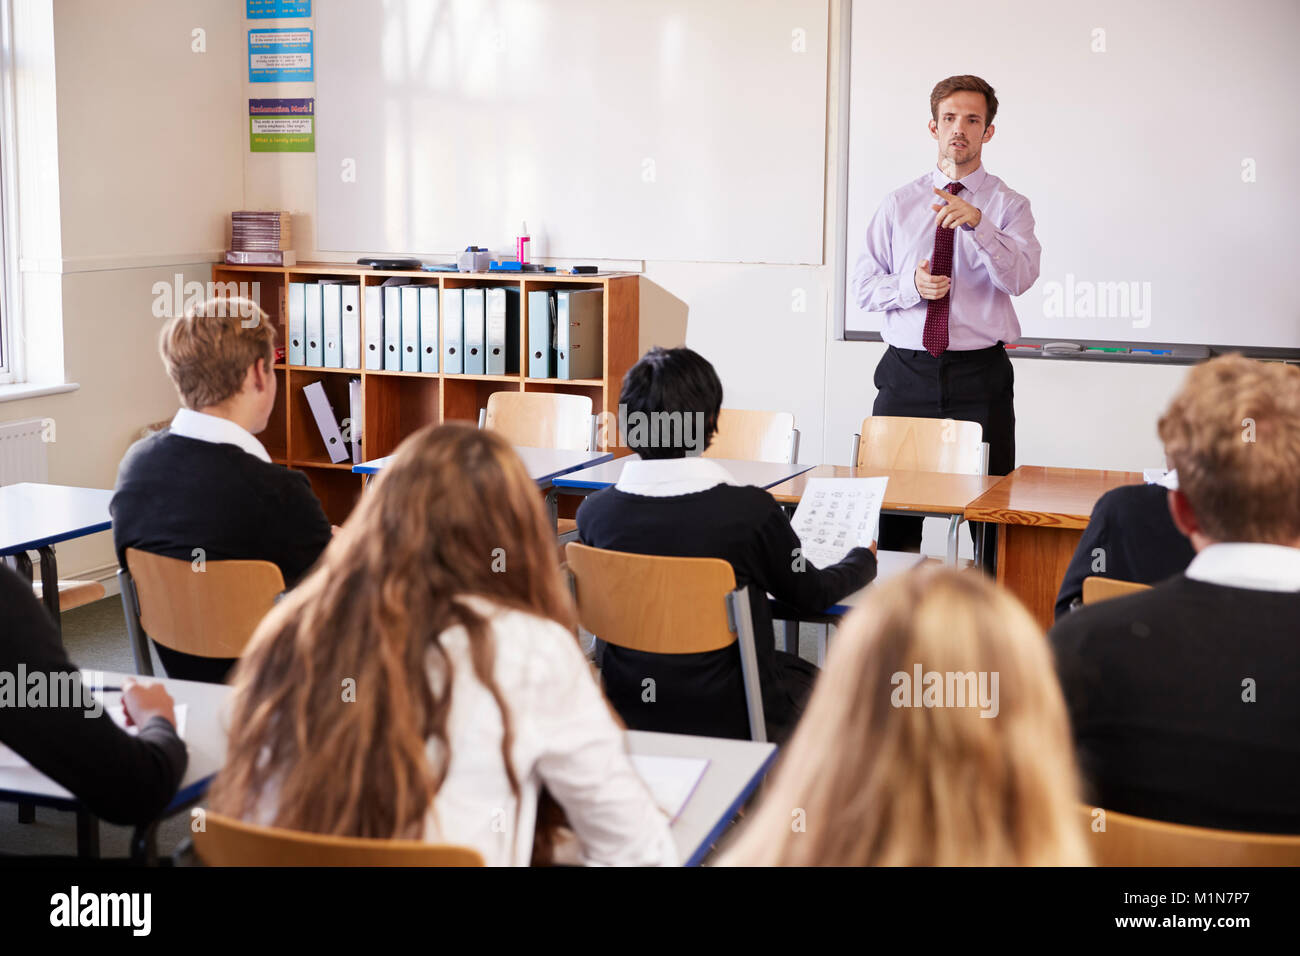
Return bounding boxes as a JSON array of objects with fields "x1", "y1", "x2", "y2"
[
  {"x1": 111, "y1": 296, "x2": 332, "y2": 683},
  {"x1": 209, "y1": 423, "x2": 677, "y2": 867},
  {"x1": 721, "y1": 568, "x2": 1089, "y2": 866}
]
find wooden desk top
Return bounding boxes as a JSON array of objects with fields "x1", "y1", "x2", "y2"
[
  {"x1": 766, "y1": 465, "x2": 1003, "y2": 515},
  {"x1": 964, "y1": 465, "x2": 1145, "y2": 529}
]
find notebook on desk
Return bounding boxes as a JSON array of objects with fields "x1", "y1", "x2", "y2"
[{"x1": 630, "y1": 754, "x2": 709, "y2": 822}]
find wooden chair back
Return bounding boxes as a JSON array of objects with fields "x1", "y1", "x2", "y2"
[
  {"x1": 193, "y1": 812, "x2": 485, "y2": 867},
  {"x1": 856, "y1": 415, "x2": 984, "y2": 475},
  {"x1": 484, "y1": 391, "x2": 594, "y2": 450},
  {"x1": 1082, "y1": 576, "x2": 1151, "y2": 605},
  {"x1": 564, "y1": 542, "x2": 766, "y2": 740},
  {"x1": 1083, "y1": 806, "x2": 1300, "y2": 866},
  {"x1": 705, "y1": 408, "x2": 797, "y2": 463},
  {"x1": 124, "y1": 548, "x2": 284, "y2": 659}
]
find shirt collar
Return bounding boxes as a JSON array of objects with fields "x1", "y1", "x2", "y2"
[
  {"x1": 931, "y1": 164, "x2": 988, "y2": 196},
  {"x1": 615, "y1": 455, "x2": 738, "y2": 497},
  {"x1": 1185, "y1": 542, "x2": 1300, "y2": 592},
  {"x1": 169, "y1": 407, "x2": 271, "y2": 464}
]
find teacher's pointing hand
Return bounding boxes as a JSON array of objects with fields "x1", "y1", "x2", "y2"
[{"x1": 931, "y1": 187, "x2": 982, "y2": 230}]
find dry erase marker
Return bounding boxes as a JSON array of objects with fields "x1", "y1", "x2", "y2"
[
  {"x1": 1130, "y1": 348, "x2": 1172, "y2": 355},
  {"x1": 1086, "y1": 347, "x2": 1128, "y2": 353}
]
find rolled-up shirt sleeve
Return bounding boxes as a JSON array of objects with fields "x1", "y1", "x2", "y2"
[
  {"x1": 969, "y1": 195, "x2": 1041, "y2": 296},
  {"x1": 853, "y1": 194, "x2": 922, "y2": 313}
]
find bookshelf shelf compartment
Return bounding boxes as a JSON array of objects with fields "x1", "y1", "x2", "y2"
[{"x1": 217, "y1": 262, "x2": 640, "y2": 524}]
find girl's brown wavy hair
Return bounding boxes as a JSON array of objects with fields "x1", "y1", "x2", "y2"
[{"x1": 209, "y1": 422, "x2": 577, "y2": 838}]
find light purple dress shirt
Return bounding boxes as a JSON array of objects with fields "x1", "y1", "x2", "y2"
[{"x1": 852, "y1": 165, "x2": 1041, "y2": 351}]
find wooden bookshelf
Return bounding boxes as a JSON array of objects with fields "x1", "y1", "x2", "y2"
[{"x1": 213, "y1": 262, "x2": 640, "y2": 524}]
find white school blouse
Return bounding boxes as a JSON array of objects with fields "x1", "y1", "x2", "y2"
[{"x1": 254, "y1": 598, "x2": 678, "y2": 867}]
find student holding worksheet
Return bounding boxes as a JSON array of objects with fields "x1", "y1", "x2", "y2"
[{"x1": 852, "y1": 75, "x2": 1041, "y2": 560}]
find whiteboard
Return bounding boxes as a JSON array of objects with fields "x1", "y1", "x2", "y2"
[
  {"x1": 315, "y1": 0, "x2": 829, "y2": 264},
  {"x1": 844, "y1": 0, "x2": 1300, "y2": 348}
]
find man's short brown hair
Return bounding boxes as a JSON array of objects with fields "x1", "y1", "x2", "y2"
[
  {"x1": 1158, "y1": 354, "x2": 1300, "y2": 544},
  {"x1": 159, "y1": 296, "x2": 275, "y2": 410},
  {"x1": 930, "y1": 75, "x2": 998, "y2": 127}
]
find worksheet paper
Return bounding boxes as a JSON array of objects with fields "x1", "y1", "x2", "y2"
[
  {"x1": 790, "y1": 477, "x2": 890, "y2": 569},
  {"x1": 629, "y1": 754, "x2": 710, "y2": 822}
]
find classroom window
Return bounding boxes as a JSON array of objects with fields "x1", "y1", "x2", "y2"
[{"x1": 0, "y1": 0, "x2": 15, "y2": 384}]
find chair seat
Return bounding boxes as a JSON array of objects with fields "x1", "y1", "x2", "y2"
[{"x1": 33, "y1": 579, "x2": 106, "y2": 612}]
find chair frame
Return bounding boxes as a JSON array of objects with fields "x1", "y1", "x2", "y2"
[
  {"x1": 849, "y1": 421, "x2": 989, "y2": 567},
  {"x1": 193, "y1": 811, "x2": 486, "y2": 867},
  {"x1": 1084, "y1": 805, "x2": 1300, "y2": 866},
  {"x1": 565, "y1": 543, "x2": 767, "y2": 742},
  {"x1": 118, "y1": 551, "x2": 285, "y2": 676}
]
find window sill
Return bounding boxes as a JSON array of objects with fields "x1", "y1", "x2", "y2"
[{"x1": 0, "y1": 381, "x2": 80, "y2": 404}]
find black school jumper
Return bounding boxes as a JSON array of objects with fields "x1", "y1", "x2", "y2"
[
  {"x1": 111, "y1": 431, "x2": 332, "y2": 683},
  {"x1": 1054, "y1": 483, "x2": 1195, "y2": 619},
  {"x1": 1050, "y1": 575, "x2": 1300, "y2": 833},
  {"x1": 577, "y1": 483, "x2": 876, "y2": 743},
  {"x1": 0, "y1": 566, "x2": 187, "y2": 824}
]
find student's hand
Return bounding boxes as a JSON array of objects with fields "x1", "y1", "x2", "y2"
[
  {"x1": 121, "y1": 679, "x2": 178, "y2": 730},
  {"x1": 868, "y1": 540, "x2": 878, "y2": 555},
  {"x1": 331, "y1": 525, "x2": 342, "y2": 536},
  {"x1": 914, "y1": 259, "x2": 951, "y2": 300},
  {"x1": 931, "y1": 187, "x2": 982, "y2": 229}
]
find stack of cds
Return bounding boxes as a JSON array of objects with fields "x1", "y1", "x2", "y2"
[{"x1": 226, "y1": 211, "x2": 295, "y2": 266}]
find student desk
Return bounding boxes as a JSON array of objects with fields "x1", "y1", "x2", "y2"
[
  {"x1": 765, "y1": 465, "x2": 1002, "y2": 566},
  {"x1": 0, "y1": 671, "x2": 774, "y2": 866},
  {"x1": 964, "y1": 465, "x2": 1145, "y2": 630},
  {"x1": 0, "y1": 670, "x2": 229, "y2": 862},
  {"x1": 354, "y1": 446, "x2": 613, "y2": 526},
  {"x1": 626, "y1": 730, "x2": 776, "y2": 867},
  {"x1": 0, "y1": 483, "x2": 114, "y2": 641}
]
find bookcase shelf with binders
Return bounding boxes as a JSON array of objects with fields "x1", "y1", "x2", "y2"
[{"x1": 212, "y1": 263, "x2": 640, "y2": 525}]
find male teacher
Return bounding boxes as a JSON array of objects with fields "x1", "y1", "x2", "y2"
[{"x1": 853, "y1": 74, "x2": 1040, "y2": 560}]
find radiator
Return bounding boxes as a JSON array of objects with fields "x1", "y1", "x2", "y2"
[{"x1": 0, "y1": 418, "x2": 49, "y2": 485}]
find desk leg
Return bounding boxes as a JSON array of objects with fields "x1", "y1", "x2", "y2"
[
  {"x1": 545, "y1": 487, "x2": 559, "y2": 533},
  {"x1": 76, "y1": 810, "x2": 100, "y2": 859},
  {"x1": 37, "y1": 545, "x2": 61, "y2": 643},
  {"x1": 945, "y1": 515, "x2": 963, "y2": 566},
  {"x1": 781, "y1": 619, "x2": 798, "y2": 655}
]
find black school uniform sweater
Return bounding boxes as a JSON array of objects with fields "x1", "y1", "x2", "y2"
[
  {"x1": 111, "y1": 431, "x2": 332, "y2": 682},
  {"x1": 1050, "y1": 575, "x2": 1300, "y2": 833}
]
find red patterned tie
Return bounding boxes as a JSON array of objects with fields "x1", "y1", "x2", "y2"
[{"x1": 922, "y1": 181, "x2": 964, "y2": 358}]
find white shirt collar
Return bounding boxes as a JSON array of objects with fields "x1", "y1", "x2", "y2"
[
  {"x1": 615, "y1": 456, "x2": 738, "y2": 498},
  {"x1": 1185, "y1": 542, "x2": 1300, "y2": 592},
  {"x1": 931, "y1": 163, "x2": 988, "y2": 195},
  {"x1": 169, "y1": 407, "x2": 271, "y2": 463}
]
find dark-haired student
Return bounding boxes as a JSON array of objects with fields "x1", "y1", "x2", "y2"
[
  {"x1": 576, "y1": 347, "x2": 877, "y2": 743},
  {"x1": 112, "y1": 297, "x2": 332, "y2": 683},
  {"x1": 1053, "y1": 473, "x2": 1195, "y2": 619},
  {"x1": 0, "y1": 565, "x2": 186, "y2": 828},
  {"x1": 210, "y1": 424, "x2": 675, "y2": 866},
  {"x1": 1050, "y1": 355, "x2": 1300, "y2": 834}
]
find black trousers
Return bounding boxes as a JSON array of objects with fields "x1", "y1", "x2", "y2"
[{"x1": 871, "y1": 344, "x2": 1015, "y2": 565}]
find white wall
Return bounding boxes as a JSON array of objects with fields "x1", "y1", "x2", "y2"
[
  {"x1": 7, "y1": 0, "x2": 1194, "y2": 579},
  {"x1": 3, "y1": 0, "x2": 243, "y2": 579}
]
